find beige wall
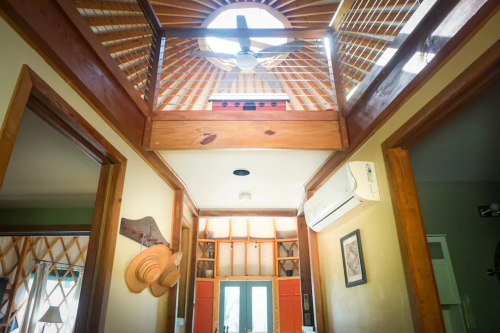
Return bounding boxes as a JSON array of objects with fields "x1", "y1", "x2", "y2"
[
  {"x1": 0, "y1": 17, "x2": 175, "y2": 333},
  {"x1": 316, "y1": 12, "x2": 500, "y2": 333}
]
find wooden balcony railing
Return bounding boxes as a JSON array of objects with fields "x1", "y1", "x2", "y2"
[{"x1": 73, "y1": 0, "x2": 162, "y2": 109}]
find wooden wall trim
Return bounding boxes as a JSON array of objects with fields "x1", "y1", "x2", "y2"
[
  {"x1": 0, "y1": 224, "x2": 92, "y2": 236},
  {"x1": 199, "y1": 209, "x2": 297, "y2": 218},
  {"x1": 167, "y1": 190, "x2": 184, "y2": 333},
  {"x1": 185, "y1": 217, "x2": 199, "y2": 333},
  {"x1": 385, "y1": 148, "x2": 444, "y2": 332},
  {"x1": 305, "y1": 0, "x2": 499, "y2": 191},
  {"x1": 297, "y1": 216, "x2": 314, "y2": 328},
  {"x1": 152, "y1": 111, "x2": 340, "y2": 121}
]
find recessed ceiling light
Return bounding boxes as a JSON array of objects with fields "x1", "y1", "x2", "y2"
[{"x1": 233, "y1": 169, "x2": 250, "y2": 176}]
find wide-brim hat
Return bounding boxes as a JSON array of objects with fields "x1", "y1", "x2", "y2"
[
  {"x1": 150, "y1": 252, "x2": 182, "y2": 297},
  {"x1": 125, "y1": 244, "x2": 171, "y2": 293}
]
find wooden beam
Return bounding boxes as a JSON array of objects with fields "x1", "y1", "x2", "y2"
[
  {"x1": 151, "y1": 111, "x2": 340, "y2": 121},
  {"x1": 0, "y1": 224, "x2": 92, "y2": 236},
  {"x1": 297, "y1": 216, "x2": 314, "y2": 328},
  {"x1": 185, "y1": 217, "x2": 199, "y2": 333},
  {"x1": 163, "y1": 28, "x2": 327, "y2": 38},
  {"x1": 199, "y1": 209, "x2": 297, "y2": 218},
  {"x1": 305, "y1": 0, "x2": 499, "y2": 191},
  {"x1": 137, "y1": 0, "x2": 162, "y2": 31},
  {"x1": 149, "y1": 120, "x2": 342, "y2": 149},
  {"x1": 167, "y1": 190, "x2": 184, "y2": 333}
]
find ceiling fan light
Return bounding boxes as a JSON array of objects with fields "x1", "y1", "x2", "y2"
[{"x1": 236, "y1": 54, "x2": 258, "y2": 70}]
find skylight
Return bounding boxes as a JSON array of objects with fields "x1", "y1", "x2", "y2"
[{"x1": 206, "y1": 8, "x2": 287, "y2": 55}]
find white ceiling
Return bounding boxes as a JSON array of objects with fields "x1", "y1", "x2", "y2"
[
  {"x1": 161, "y1": 150, "x2": 332, "y2": 209},
  {"x1": 0, "y1": 109, "x2": 101, "y2": 208},
  {"x1": 410, "y1": 79, "x2": 500, "y2": 182}
]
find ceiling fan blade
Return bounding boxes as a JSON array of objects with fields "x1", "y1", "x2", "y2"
[
  {"x1": 254, "y1": 65, "x2": 282, "y2": 90},
  {"x1": 218, "y1": 67, "x2": 241, "y2": 92},
  {"x1": 189, "y1": 51, "x2": 235, "y2": 59},
  {"x1": 257, "y1": 40, "x2": 303, "y2": 58},
  {"x1": 236, "y1": 15, "x2": 251, "y2": 51}
]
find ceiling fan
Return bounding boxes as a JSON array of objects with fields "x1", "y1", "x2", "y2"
[{"x1": 189, "y1": 15, "x2": 303, "y2": 91}]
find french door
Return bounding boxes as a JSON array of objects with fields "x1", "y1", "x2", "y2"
[{"x1": 219, "y1": 281, "x2": 273, "y2": 333}]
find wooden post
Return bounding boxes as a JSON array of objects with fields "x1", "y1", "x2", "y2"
[
  {"x1": 167, "y1": 190, "x2": 184, "y2": 333},
  {"x1": 146, "y1": 29, "x2": 165, "y2": 111},
  {"x1": 185, "y1": 217, "x2": 199, "y2": 333},
  {"x1": 297, "y1": 216, "x2": 314, "y2": 328}
]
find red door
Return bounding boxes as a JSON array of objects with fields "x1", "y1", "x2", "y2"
[
  {"x1": 278, "y1": 280, "x2": 303, "y2": 333},
  {"x1": 194, "y1": 281, "x2": 214, "y2": 333}
]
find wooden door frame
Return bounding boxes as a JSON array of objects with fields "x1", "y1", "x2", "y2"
[
  {"x1": 382, "y1": 41, "x2": 500, "y2": 332},
  {"x1": 0, "y1": 65, "x2": 127, "y2": 333}
]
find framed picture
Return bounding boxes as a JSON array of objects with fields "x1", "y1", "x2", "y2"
[{"x1": 340, "y1": 229, "x2": 367, "y2": 288}]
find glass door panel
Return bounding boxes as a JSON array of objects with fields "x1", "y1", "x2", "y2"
[
  {"x1": 220, "y1": 281, "x2": 272, "y2": 333},
  {"x1": 220, "y1": 282, "x2": 246, "y2": 333},
  {"x1": 246, "y1": 282, "x2": 272, "y2": 333}
]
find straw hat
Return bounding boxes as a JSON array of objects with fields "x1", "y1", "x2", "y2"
[
  {"x1": 125, "y1": 244, "x2": 171, "y2": 293},
  {"x1": 150, "y1": 252, "x2": 183, "y2": 297}
]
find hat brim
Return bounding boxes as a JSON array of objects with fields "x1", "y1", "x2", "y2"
[
  {"x1": 150, "y1": 270, "x2": 181, "y2": 297},
  {"x1": 125, "y1": 244, "x2": 171, "y2": 293}
]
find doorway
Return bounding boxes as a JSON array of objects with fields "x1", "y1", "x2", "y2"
[
  {"x1": 0, "y1": 66, "x2": 126, "y2": 333},
  {"x1": 219, "y1": 281, "x2": 273, "y2": 333},
  {"x1": 383, "y1": 41, "x2": 500, "y2": 332}
]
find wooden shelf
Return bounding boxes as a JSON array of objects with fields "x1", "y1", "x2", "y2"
[
  {"x1": 197, "y1": 258, "x2": 215, "y2": 262},
  {"x1": 198, "y1": 239, "x2": 216, "y2": 243},
  {"x1": 196, "y1": 278, "x2": 216, "y2": 281},
  {"x1": 277, "y1": 257, "x2": 299, "y2": 261},
  {"x1": 277, "y1": 276, "x2": 300, "y2": 280},
  {"x1": 276, "y1": 238, "x2": 298, "y2": 242}
]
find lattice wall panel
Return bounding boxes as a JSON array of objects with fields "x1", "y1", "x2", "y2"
[{"x1": 0, "y1": 236, "x2": 88, "y2": 333}]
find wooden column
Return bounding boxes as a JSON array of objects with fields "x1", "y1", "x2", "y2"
[
  {"x1": 167, "y1": 190, "x2": 184, "y2": 333},
  {"x1": 146, "y1": 30, "x2": 165, "y2": 112},
  {"x1": 307, "y1": 229, "x2": 324, "y2": 333},
  {"x1": 185, "y1": 217, "x2": 199, "y2": 333},
  {"x1": 297, "y1": 216, "x2": 314, "y2": 328}
]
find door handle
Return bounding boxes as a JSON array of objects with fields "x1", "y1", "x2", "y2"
[{"x1": 246, "y1": 329, "x2": 252, "y2": 333}]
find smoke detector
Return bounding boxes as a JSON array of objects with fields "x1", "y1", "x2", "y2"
[{"x1": 239, "y1": 192, "x2": 252, "y2": 202}]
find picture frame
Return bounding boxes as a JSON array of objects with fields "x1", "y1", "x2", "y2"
[{"x1": 340, "y1": 229, "x2": 367, "y2": 288}]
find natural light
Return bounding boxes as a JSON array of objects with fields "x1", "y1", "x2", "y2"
[{"x1": 206, "y1": 8, "x2": 286, "y2": 55}]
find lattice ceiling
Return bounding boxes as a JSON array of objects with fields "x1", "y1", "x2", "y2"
[{"x1": 76, "y1": 0, "x2": 340, "y2": 111}]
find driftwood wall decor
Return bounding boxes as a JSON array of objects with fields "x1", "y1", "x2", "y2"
[{"x1": 120, "y1": 216, "x2": 170, "y2": 248}]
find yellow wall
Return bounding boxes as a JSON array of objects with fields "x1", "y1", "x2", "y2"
[
  {"x1": 317, "y1": 13, "x2": 500, "y2": 333},
  {"x1": 0, "y1": 17, "x2": 175, "y2": 333}
]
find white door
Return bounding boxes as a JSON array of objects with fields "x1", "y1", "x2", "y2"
[{"x1": 427, "y1": 235, "x2": 466, "y2": 333}]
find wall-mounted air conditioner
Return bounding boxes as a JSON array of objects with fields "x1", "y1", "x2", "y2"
[{"x1": 304, "y1": 161, "x2": 380, "y2": 232}]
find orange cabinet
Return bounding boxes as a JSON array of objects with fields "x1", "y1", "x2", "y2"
[
  {"x1": 278, "y1": 280, "x2": 303, "y2": 333},
  {"x1": 194, "y1": 281, "x2": 214, "y2": 333}
]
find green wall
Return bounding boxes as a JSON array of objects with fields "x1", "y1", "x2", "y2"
[
  {"x1": 0, "y1": 208, "x2": 93, "y2": 225},
  {"x1": 416, "y1": 181, "x2": 500, "y2": 332}
]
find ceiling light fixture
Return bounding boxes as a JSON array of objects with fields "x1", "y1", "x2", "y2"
[{"x1": 233, "y1": 169, "x2": 250, "y2": 176}]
